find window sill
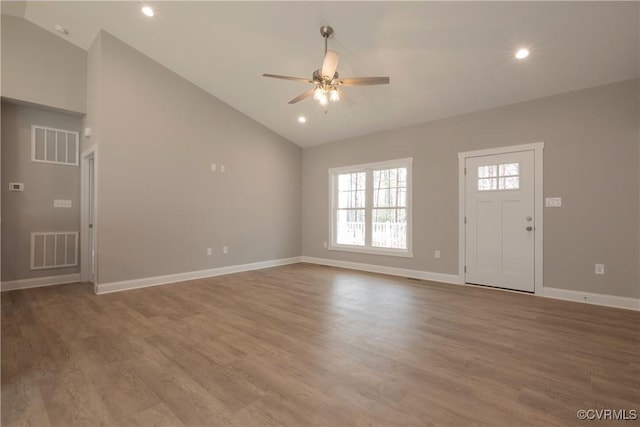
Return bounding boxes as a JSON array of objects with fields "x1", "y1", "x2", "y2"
[{"x1": 328, "y1": 244, "x2": 413, "y2": 258}]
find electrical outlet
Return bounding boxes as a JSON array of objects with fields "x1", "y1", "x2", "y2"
[
  {"x1": 595, "y1": 264, "x2": 605, "y2": 275},
  {"x1": 9, "y1": 182, "x2": 24, "y2": 192},
  {"x1": 206, "y1": 248, "x2": 212, "y2": 256},
  {"x1": 220, "y1": 165, "x2": 226, "y2": 173},
  {"x1": 323, "y1": 241, "x2": 328, "y2": 248},
  {"x1": 223, "y1": 246, "x2": 228, "y2": 254},
  {"x1": 434, "y1": 250, "x2": 441, "y2": 259},
  {"x1": 211, "y1": 163, "x2": 217, "y2": 172}
]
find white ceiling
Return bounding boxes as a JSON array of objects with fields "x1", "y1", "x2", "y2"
[{"x1": 4, "y1": 1, "x2": 639, "y2": 147}]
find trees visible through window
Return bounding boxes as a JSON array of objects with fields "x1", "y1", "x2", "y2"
[
  {"x1": 330, "y1": 158, "x2": 412, "y2": 257},
  {"x1": 336, "y1": 172, "x2": 366, "y2": 246},
  {"x1": 478, "y1": 163, "x2": 520, "y2": 191}
]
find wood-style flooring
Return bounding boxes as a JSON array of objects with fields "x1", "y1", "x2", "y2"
[{"x1": 2, "y1": 263, "x2": 639, "y2": 426}]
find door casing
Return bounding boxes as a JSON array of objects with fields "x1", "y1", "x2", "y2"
[
  {"x1": 80, "y1": 145, "x2": 98, "y2": 289},
  {"x1": 458, "y1": 142, "x2": 544, "y2": 295}
]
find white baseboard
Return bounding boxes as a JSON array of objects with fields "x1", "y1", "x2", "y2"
[
  {"x1": 301, "y1": 256, "x2": 639, "y2": 312},
  {"x1": 6, "y1": 258, "x2": 636, "y2": 312},
  {"x1": 300, "y1": 256, "x2": 462, "y2": 285},
  {"x1": 96, "y1": 256, "x2": 303, "y2": 294},
  {"x1": 1, "y1": 273, "x2": 82, "y2": 291},
  {"x1": 543, "y1": 287, "x2": 640, "y2": 311}
]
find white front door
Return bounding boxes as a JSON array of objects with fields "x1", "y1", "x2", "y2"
[{"x1": 465, "y1": 150, "x2": 535, "y2": 292}]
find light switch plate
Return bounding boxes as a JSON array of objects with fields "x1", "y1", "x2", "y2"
[
  {"x1": 545, "y1": 197, "x2": 562, "y2": 207},
  {"x1": 53, "y1": 199, "x2": 72, "y2": 208}
]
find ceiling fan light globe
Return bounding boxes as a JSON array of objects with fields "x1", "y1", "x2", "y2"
[
  {"x1": 314, "y1": 87, "x2": 324, "y2": 101},
  {"x1": 329, "y1": 89, "x2": 340, "y2": 102},
  {"x1": 319, "y1": 94, "x2": 329, "y2": 106}
]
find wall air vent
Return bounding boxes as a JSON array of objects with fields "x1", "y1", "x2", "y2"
[
  {"x1": 31, "y1": 125, "x2": 79, "y2": 166},
  {"x1": 30, "y1": 232, "x2": 79, "y2": 270}
]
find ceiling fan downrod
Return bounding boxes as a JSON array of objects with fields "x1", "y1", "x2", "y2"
[{"x1": 320, "y1": 25, "x2": 334, "y2": 55}]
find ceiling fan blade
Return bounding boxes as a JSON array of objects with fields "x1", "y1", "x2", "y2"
[
  {"x1": 321, "y1": 50, "x2": 339, "y2": 79},
  {"x1": 288, "y1": 88, "x2": 316, "y2": 104},
  {"x1": 340, "y1": 77, "x2": 390, "y2": 86},
  {"x1": 263, "y1": 74, "x2": 314, "y2": 83}
]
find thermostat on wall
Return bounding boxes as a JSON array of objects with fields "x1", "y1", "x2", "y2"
[{"x1": 9, "y1": 182, "x2": 24, "y2": 192}]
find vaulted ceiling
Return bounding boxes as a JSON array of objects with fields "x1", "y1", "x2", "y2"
[{"x1": 3, "y1": 1, "x2": 639, "y2": 147}]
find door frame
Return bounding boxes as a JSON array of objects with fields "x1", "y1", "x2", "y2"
[
  {"x1": 80, "y1": 145, "x2": 98, "y2": 288},
  {"x1": 458, "y1": 142, "x2": 544, "y2": 295}
]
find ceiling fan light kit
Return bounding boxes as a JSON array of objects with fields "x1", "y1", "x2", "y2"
[{"x1": 262, "y1": 25, "x2": 390, "y2": 112}]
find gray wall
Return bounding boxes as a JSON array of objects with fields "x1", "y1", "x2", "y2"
[
  {"x1": 3, "y1": 14, "x2": 637, "y2": 300},
  {"x1": 82, "y1": 33, "x2": 102, "y2": 153},
  {"x1": 86, "y1": 31, "x2": 301, "y2": 284},
  {"x1": 1, "y1": 102, "x2": 82, "y2": 281},
  {"x1": 0, "y1": 15, "x2": 87, "y2": 114},
  {"x1": 302, "y1": 79, "x2": 640, "y2": 299}
]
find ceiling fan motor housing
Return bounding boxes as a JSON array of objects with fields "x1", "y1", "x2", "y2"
[{"x1": 313, "y1": 69, "x2": 339, "y2": 83}]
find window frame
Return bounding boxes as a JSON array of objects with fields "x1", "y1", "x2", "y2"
[{"x1": 328, "y1": 158, "x2": 413, "y2": 258}]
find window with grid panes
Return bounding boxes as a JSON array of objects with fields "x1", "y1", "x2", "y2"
[{"x1": 329, "y1": 158, "x2": 412, "y2": 257}]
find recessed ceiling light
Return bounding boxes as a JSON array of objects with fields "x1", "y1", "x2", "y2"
[
  {"x1": 297, "y1": 116, "x2": 307, "y2": 124},
  {"x1": 141, "y1": 6, "x2": 154, "y2": 17},
  {"x1": 515, "y1": 48, "x2": 530, "y2": 60},
  {"x1": 54, "y1": 24, "x2": 69, "y2": 35}
]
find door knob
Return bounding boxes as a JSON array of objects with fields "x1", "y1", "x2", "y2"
[{"x1": 526, "y1": 226, "x2": 533, "y2": 231}]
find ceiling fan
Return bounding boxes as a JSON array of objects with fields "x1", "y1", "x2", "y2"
[{"x1": 262, "y1": 26, "x2": 390, "y2": 111}]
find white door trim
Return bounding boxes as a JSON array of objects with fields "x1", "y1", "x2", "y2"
[
  {"x1": 80, "y1": 145, "x2": 98, "y2": 287},
  {"x1": 458, "y1": 142, "x2": 544, "y2": 295}
]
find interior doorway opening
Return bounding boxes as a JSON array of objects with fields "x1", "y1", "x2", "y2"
[{"x1": 80, "y1": 147, "x2": 97, "y2": 290}]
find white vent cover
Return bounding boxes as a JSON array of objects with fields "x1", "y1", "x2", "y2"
[
  {"x1": 31, "y1": 125, "x2": 79, "y2": 166},
  {"x1": 30, "y1": 232, "x2": 79, "y2": 270}
]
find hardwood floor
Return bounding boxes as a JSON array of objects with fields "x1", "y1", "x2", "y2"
[{"x1": 2, "y1": 263, "x2": 639, "y2": 426}]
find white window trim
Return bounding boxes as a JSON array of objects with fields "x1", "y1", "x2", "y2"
[
  {"x1": 31, "y1": 125, "x2": 80, "y2": 166},
  {"x1": 328, "y1": 158, "x2": 413, "y2": 258}
]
